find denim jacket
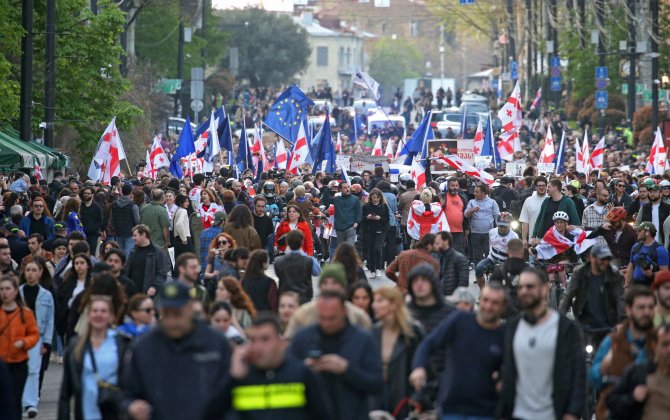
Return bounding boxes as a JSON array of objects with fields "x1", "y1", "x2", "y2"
[{"x1": 19, "y1": 284, "x2": 55, "y2": 343}]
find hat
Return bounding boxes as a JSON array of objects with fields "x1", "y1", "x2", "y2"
[
  {"x1": 212, "y1": 211, "x2": 226, "y2": 226},
  {"x1": 648, "y1": 183, "x2": 660, "y2": 191},
  {"x1": 3, "y1": 222, "x2": 18, "y2": 233},
  {"x1": 130, "y1": 179, "x2": 142, "y2": 187},
  {"x1": 54, "y1": 222, "x2": 66, "y2": 230},
  {"x1": 319, "y1": 263, "x2": 347, "y2": 289},
  {"x1": 158, "y1": 282, "x2": 191, "y2": 308},
  {"x1": 569, "y1": 180, "x2": 581, "y2": 189},
  {"x1": 84, "y1": 180, "x2": 96, "y2": 187},
  {"x1": 636, "y1": 222, "x2": 658, "y2": 234},
  {"x1": 653, "y1": 270, "x2": 670, "y2": 290},
  {"x1": 446, "y1": 287, "x2": 476, "y2": 305},
  {"x1": 590, "y1": 244, "x2": 613, "y2": 259}
]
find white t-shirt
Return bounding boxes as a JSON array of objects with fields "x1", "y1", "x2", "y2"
[
  {"x1": 513, "y1": 310, "x2": 559, "y2": 420},
  {"x1": 488, "y1": 227, "x2": 519, "y2": 262},
  {"x1": 652, "y1": 203, "x2": 661, "y2": 242},
  {"x1": 519, "y1": 193, "x2": 547, "y2": 240}
]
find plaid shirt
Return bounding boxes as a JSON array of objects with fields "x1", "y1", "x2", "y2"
[
  {"x1": 582, "y1": 204, "x2": 608, "y2": 247},
  {"x1": 199, "y1": 226, "x2": 222, "y2": 271}
]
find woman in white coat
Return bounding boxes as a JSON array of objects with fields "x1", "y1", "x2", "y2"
[
  {"x1": 19, "y1": 256, "x2": 55, "y2": 417},
  {"x1": 173, "y1": 194, "x2": 194, "y2": 258}
]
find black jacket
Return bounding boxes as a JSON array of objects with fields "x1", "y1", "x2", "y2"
[
  {"x1": 274, "y1": 252, "x2": 314, "y2": 303},
  {"x1": 58, "y1": 331, "x2": 131, "y2": 420},
  {"x1": 80, "y1": 200, "x2": 104, "y2": 237},
  {"x1": 252, "y1": 213, "x2": 274, "y2": 248},
  {"x1": 498, "y1": 313, "x2": 586, "y2": 419},
  {"x1": 559, "y1": 262, "x2": 625, "y2": 327},
  {"x1": 123, "y1": 243, "x2": 169, "y2": 293},
  {"x1": 288, "y1": 323, "x2": 383, "y2": 420},
  {"x1": 109, "y1": 196, "x2": 139, "y2": 237},
  {"x1": 606, "y1": 361, "x2": 657, "y2": 420},
  {"x1": 361, "y1": 202, "x2": 390, "y2": 234},
  {"x1": 121, "y1": 321, "x2": 231, "y2": 420},
  {"x1": 438, "y1": 248, "x2": 469, "y2": 296},
  {"x1": 205, "y1": 355, "x2": 333, "y2": 420},
  {"x1": 639, "y1": 200, "x2": 670, "y2": 243}
]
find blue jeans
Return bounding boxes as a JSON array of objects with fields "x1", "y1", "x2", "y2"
[
  {"x1": 475, "y1": 257, "x2": 498, "y2": 278},
  {"x1": 117, "y1": 236, "x2": 134, "y2": 256},
  {"x1": 22, "y1": 338, "x2": 41, "y2": 408},
  {"x1": 442, "y1": 415, "x2": 495, "y2": 420},
  {"x1": 329, "y1": 236, "x2": 338, "y2": 261}
]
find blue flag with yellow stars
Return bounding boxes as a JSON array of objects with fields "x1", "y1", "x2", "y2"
[{"x1": 263, "y1": 85, "x2": 314, "y2": 143}]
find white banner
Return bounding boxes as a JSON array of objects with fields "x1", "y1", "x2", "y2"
[
  {"x1": 505, "y1": 162, "x2": 526, "y2": 178},
  {"x1": 349, "y1": 155, "x2": 389, "y2": 173},
  {"x1": 537, "y1": 162, "x2": 555, "y2": 174}
]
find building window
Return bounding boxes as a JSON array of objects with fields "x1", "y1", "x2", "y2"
[
  {"x1": 410, "y1": 20, "x2": 419, "y2": 37},
  {"x1": 317, "y1": 46, "x2": 328, "y2": 66},
  {"x1": 381, "y1": 21, "x2": 387, "y2": 34},
  {"x1": 339, "y1": 47, "x2": 344, "y2": 66},
  {"x1": 346, "y1": 47, "x2": 351, "y2": 66}
]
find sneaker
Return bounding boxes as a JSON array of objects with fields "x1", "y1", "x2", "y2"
[
  {"x1": 376, "y1": 270, "x2": 382, "y2": 278},
  {"x1": 26, "y1": 407, "x2": 38, "y2": 418}
]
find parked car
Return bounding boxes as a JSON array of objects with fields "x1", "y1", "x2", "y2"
[{"x1": 436, "y1": 113, "x2": 480, "y2": 138}]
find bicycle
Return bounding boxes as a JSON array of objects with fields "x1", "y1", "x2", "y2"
[
  {"x1": 535, "y1": 261, "x2": 579, "y2": 310},
  {"x1": 581, "y1": 325, "x2": 614, "y2": 420}
]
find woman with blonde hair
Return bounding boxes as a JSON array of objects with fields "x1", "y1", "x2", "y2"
[
  {"x1": 58, "y1": 295, "x2": 130, "y2": 420},
  {"x1": 370, "y1": 286, "x2": 423, "y2": 419}
]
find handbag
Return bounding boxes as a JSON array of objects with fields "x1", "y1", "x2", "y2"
[{"x1": 87, "y1": 342, "x2": 122, "y2": 415}]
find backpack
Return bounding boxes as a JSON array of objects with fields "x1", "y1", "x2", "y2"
[{"x1": 631, "y1": 241, "x2": 664, "y2": 271}]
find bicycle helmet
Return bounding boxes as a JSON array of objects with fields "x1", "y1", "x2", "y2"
[
  {"x1": 642, "y1": 178, "x2": 657, "y2": 188},
  {"x1": 398, "y1": 173, "x2": 411, "y2": 185},
  {"x1": 552, "y1": 211, "x2": 569, "y2": 222},
  {"x1": 604, "y1": 207, "x2": 627, "y2": 222},
  {"x1": 660, "y1": 180, "x2": 670, "y2": 188}
]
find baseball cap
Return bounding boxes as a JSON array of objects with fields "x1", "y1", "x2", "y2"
[
  {"x1": 635, "y1": 222, "x2": 658, "y2": 234},
  {"x1": 590, "y1": 244, "x2": 613, "y2": 260},
  {"x1": 54, "y1": 222, "x2": 66, "y2": 230},
  {"x1": 158, "y1": 282, "x2": 191, "y2": 309},
  {"x1": 212, "y1": 211, "x2": 226, "y2": 226},
  {"x1": 446, "y1": 287, "x2": 476, "y2": 306}
]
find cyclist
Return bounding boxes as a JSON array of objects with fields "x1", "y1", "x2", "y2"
[{"x1": 474, "y1": 213, "x2": 518, "y2": 290}]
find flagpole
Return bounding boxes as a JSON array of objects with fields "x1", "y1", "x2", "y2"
[{"x1": 124, "y1": 157, "x2": 132, "y2": 178}]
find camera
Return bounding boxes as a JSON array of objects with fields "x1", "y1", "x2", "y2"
[{"x1": 638, "y1": 258, "x2": 657, "y2": 271}]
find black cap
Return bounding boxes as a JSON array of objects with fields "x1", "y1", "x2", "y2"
[{"x1": 158, "y1": 282, "x2": 190, "y2": 308}]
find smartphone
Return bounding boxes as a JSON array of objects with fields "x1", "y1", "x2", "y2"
[{"x1": 307, "y1": 350, "x2": 323, "y2": 359}]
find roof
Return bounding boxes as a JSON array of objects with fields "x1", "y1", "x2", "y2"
[
  {"x1": 293, "y1": 16, "x2": 339, "y2": 37},
  {"x1": 468, "y1": 68, "x2": 495, "y2": 79}
]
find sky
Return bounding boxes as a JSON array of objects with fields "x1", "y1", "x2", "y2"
[{"x1": 212, "y1": 0, "x2": 296, "y2": 12}]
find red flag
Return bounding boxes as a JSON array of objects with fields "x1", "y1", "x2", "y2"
[{"x1": 436, "y1": 155, "x2": 494, "y2": 185}]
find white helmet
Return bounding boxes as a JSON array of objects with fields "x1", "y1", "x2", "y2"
[
  {"x1": 660, "y1": 180, "x2": 670, "y2": 188},
  {"x1": 552, "y1": 211, "x2": 569, "y2": 222}
]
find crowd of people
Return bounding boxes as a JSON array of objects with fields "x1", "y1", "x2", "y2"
[{"x1": 1, "y1": 109, "x2": 670, "y2": 420}]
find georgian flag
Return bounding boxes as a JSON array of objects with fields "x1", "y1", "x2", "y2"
[
  {"x1": 535, "y1": 226, "x2": 596, "y2": 260},
  {"x1": 199, "y1": 202, "x2": 223, "y2": 225},
  {"x1": 371, "y1": 134, "x2": 383, "y2": 156},
  {"x1": 646, "y1": 127, "x2": 667, "y2": 174},
  {"x1": 435, "y1": 155, "x2": 495, "y2": 185},
  {"x1": 539, "y1": 126, "x2": 555, "y2": 163},
  {"x1": 336, "y1": 132, "x2": 342, "y2": 153},
  {"x1": 410, "y1": 159, "x2": 426, "y2": 190},
  {"x1": 150, "y1": 135, "x2": 170, "y2": 170},
  {"x1": 589, "y1": 136, "x2": 606, "y2": 171},
  {"x1": 275, "y1": 140, "x2": 288, "y2": 170},
  {"x1": 88, "y1": 117, "x2": 127, "y2": 184},
  {"x1": 496, "y1": 81, "x2": 523, "y2": 161},
  {"x1": 579, "y1": 131, "x2": 591, "y2": 174},
  {"x1": 287, "y1": 123, "x2": 309, "y2": 174},
  {"x1": 472, "y1": 119, "x2": 484, "y2": 156},
  {"x1": 33, "y1": 161, "x2": 43, "y2": 182},
  {"x1": 385, "y1": 138, "x2": 394, "y2": 158},
  {"x1": 407, "y1": 199, "x2": 450, "y2": 240}
]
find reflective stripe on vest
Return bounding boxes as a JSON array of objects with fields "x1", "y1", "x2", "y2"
[{"x1": 232, "y1": 382, "x2": 307, "y2": 411}]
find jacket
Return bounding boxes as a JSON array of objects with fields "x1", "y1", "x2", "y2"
[
  {"x1": 274, "y1": 252, "x2": 314, "y2": 303},
  {"x1": 559, "y1": 262, "x2": 625, "y2": 327},
  {"x1": 588, "y1": 224, "x2": 637, "y2": 267},
  {"x1": 398, "y1": 188, "x2": 417, "y2": 226},
  {"x1": 532, "y1": 195, "x2": 580, "y2": 238},
  {"x1": 361, "y1": 202, "x2": 390, "y2": 234},
  {"x1": 370, "y1": 323, "x2": 423, "y2": 419},
  {"x1": 109, "y1": 196, "x2": 140, "y2": 237},
  {"x1": 288, "y1": 322, "x2": 383, "y2": 420},
  {"x1": 274, "y1": 220, "x2": 313, "y2": 256},
  {"x1": 636, "y1": 200, "x2": 670, "y2": 242},
  {"x1": 499, "y1": 313, "x2": 585, "y2": 420},
  {"x1": 19, "y1": 284, "x2": 54, "y2": 345},
  {"x1": 121, "y1": 321, "x2": 232, "y2": 420},
  {"x1": 65, "y1": 211, "x2": 85, "y2": 236},
  {"x1": 606, "y1": 361, "x2": 657, "y2": 420},
  {"x1": 18, "y1": 214, "x2": 56, "y2": 241},
  {"x1": 205, "y1": 355, "x2": 333, "y2": 420},
  {"x1": 438, "y1": 248, "x2": 469, "y2": 296},
  {"x1": 223, "y1": 224, "x2": 262, "y2": 251},
  {"x1": 0, "y1": 306, "x2": 39, "y2": 363},
  {"x1": 242, "y1": 274, "x2": 278, "y2": 312},
  {"x1": 385, "y1": 249, "x2": 439, "y2": 292},
  {"x1": 173, "y1": 207, "x2": 190, "y2": 241},
  {"x1": 123, "y1": 243, "x2": 169, "y2": 292},
  {"x1": 58, "y1": 331, "x2": 131, "y2": 420}
]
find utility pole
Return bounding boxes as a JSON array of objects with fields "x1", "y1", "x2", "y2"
[
  {"x1": 439, "y1": 24, "x2": 445, "y2": 86},
  {"x1": 596, "y1": 0, "x2": 606, "y2": 136},
  {"x1": 549, "y1": 0, "x2": 558, "y2": 105},
  {"x1": 651, "y1": 0, "x2": 660, "y2": 131},
  {"x1": 506, "y1": 0, "x2": 516, "y2": 66},
  {"x1": 626, "y1": 0, "x2": 636, "y2": 123},
  {"x1": 201, "y1": 0, "x2": 207, "y2": 67},
  {"x1": 19, "y1": 0, "x2": 34, "y2": 142},
  {"x1": 578, "y1": 0, "x2": 586, "y2": 48},
  {"x1": 526, "y1": 0, "x2": 533, "y2": 97},
  {"x1": 44, "y1": 0, "x2": 55, "y2": 147},
  {"x1": 175, "y1": 20, "x2": 184, "y2": 117}
]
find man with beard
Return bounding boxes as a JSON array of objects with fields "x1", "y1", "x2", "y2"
[
  {"x1": 582, "y1": 188, "x2": 612, "y2": 248},
  {"x1": 443, "y1": 178, "x2": 469, "y2": 254},
  {"x1": 590, "y1": 286, "x2": 656, "y2": 419},
  {"x1": 519, "y1": 176, "x2": 548, "y2": 249},
  {"x1": 653, "y1": 270, "x2": 670, "y2": 327},
  {"x1": 625, "y1": 222, "x2": 669, "y2": 288},
  {"x1": 587, "y1": 207, "x2": 637, "y2": 268},
  {"x1": 627, "y1": 182, "x2": 650, "y2": 221},
  {"x1": 499, "y1": 268, "x2": 585, "y2": 420},
  {"x1": 636, "y1": 183, "x2": 670, "y2": 243},
  {"x1": 531, "y1": 179, "x2": 580, "y2": 242},
  {"x1": 560, "y1": 245, "x2": 625, "y2": 338},
  {"x1": 409, "y1": 283, "x2": 506, "y2": 419}
]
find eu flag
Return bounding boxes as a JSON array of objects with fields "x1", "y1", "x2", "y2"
[
  {"x1": 170, "y1": 116, "x2": 195, "y2": 179},
  {"x1": 236, "y1": 122, "x2": 253, "y2": 175},
  {"x1": 399, "y1": 111, "x2": 433, "y2": 165},
  {"x1": 481, "y1": 114, "x2": 501, "y2": 168},
  {"x1": 264, "y1": 85, "x2": 314, "y2": 143},
  {"x1": 312, "y1": 114, "x2": 336, "y2": 174}
]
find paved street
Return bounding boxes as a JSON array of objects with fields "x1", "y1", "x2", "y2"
[{"x1": 37, "y1": 266, "x2": 478, "y2": 419}]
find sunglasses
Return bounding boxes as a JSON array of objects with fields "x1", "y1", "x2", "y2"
[
  {"x1": 518, "y1": 284, "x2": 538, "y2": 290},
  {"x1": 218, "y1": 240, "x2": 229, "y2": 245},
  {"x1": 617, "y1": 184, "x2": 625, "y2": 187},
  {"x1": 138, "y1": 307, "x2": 154, "y2": 313},
  {"x1": 32, "y1": 204, "x2": 44, "y2": 208}
]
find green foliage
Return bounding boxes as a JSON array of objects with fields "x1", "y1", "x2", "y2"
[
  {"x1": 29, "y1": 0, "x2": 142, "y2": 152},
  {"x1": 218, "y1": 8, "x2": 309, "y2": 87},
  {"x1": 369, "y1": 37, "x2": 422, "y2": 103},
  {"x1": 0, "y1": 0, "x2": 23, "y2": 122},
  {"x1": 135, "y1": 0, "x2": 227, "y2": 78},
  {"x1": 427, "y1": 0, "x2": 500, "y2": 43}
]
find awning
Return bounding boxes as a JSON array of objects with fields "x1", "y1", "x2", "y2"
[
  {"x1": 30, "y1": 141, "x2": 70, "y2": 169},
  {"x1": 0, "y1": 131, "x2": 37, "y2": 168},
  {"x1": 0, "y1": 131, "x2": 49, "y2": 168},
  {"x1": 0, "y1": 129, "x2": 71, "y2": 169}
]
